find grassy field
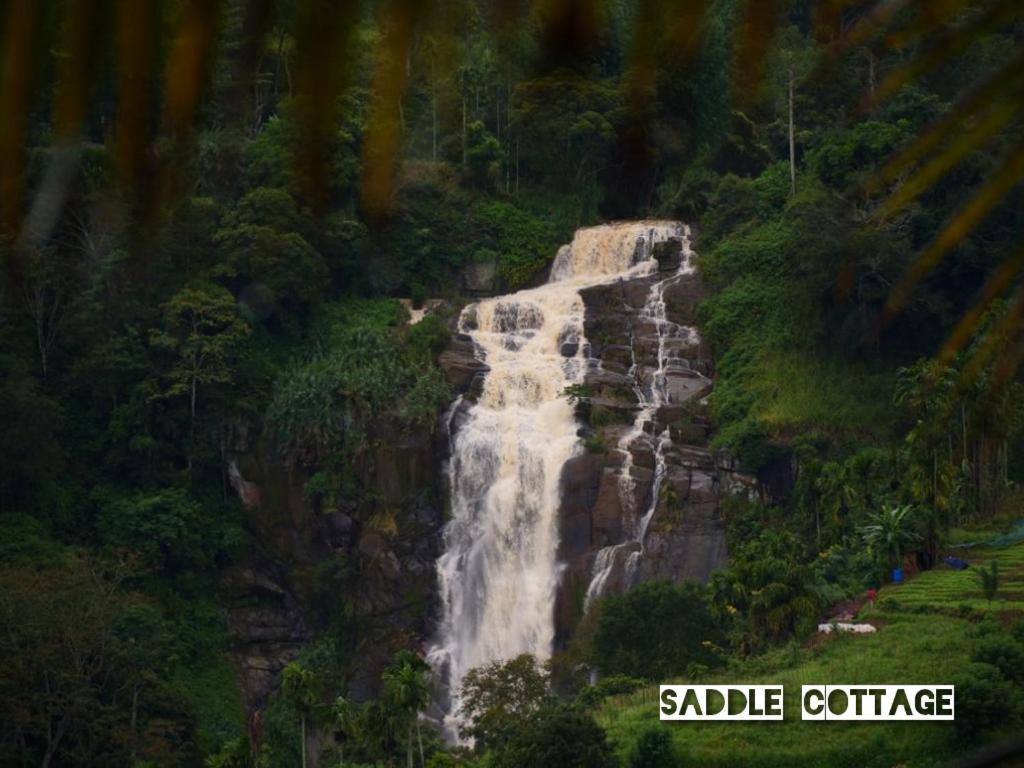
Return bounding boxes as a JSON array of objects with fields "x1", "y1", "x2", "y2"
[{"x1": 597, "y1": 536, "x2": 1024, "y2": 768}]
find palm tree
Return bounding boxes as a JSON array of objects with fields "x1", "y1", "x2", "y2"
[
  {"x1": 282, "y1": 662, "x2": 319, "y2": 768},
  {"x1": 859, "y1": 504, "x2": 922, "y2": 576},
  {"x1": 382, "y1": 651, "x2": 432, "y2": 768},
  {"x1": 332, "y1": 695, "x2": 357, "y2": 768}
]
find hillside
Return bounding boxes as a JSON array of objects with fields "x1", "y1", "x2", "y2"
[
  {"x1": 598, "y1": 532, "x2": 1024, "y2": 767},
  {"x1": 1, "y1": 1, "x2": 1023, "y2": 767}
]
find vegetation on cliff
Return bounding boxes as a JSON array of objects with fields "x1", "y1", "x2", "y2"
[{"x1": 1, "y1": 0, "x2": 1023, "y2": 766}]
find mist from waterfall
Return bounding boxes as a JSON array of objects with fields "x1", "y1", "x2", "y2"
[{"x1": 428, "y1": 221, "x2": 687, "y2": 733}]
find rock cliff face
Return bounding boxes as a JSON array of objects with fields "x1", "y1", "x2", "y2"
[
  {"x1": 551, "y1": 236, "x2": 754, "y2": 644},
  {"x1": 223, "y1": 420, "x2": 446, "y2": 712},
  {"x1": 225, "y1": 225, "x2": 754, "y2": 715}
]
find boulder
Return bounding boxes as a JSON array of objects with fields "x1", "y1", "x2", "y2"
[
  {"x1": 652, "y1": 238, "x2": 683, "y2": 272},
  {"x1": 462, "y1": 260, "x2": 497, "y2": 294},
  {"x1": 438, "y1": 337, "x2": 488, "y2": 395}
]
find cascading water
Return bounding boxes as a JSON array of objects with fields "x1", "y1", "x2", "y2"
[
  {"x1": 584, "y1": 239, "x2": 704, "y2": 607},
  {"x1": 429, "y1": 221, "x2": 687, "y2": 733}
]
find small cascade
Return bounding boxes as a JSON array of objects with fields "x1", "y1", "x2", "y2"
[
  {"x1": 429, "y1": 221, "x2": 686, "y2": 735},
  {"x1": 584, "y1": 233, "x2": 706, "y2": 608}
]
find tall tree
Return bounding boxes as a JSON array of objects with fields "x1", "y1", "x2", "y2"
[
  {"x1": 149, "y1": 282, "x2": 250, "y2": 469},
  {"x1": 382, "y1": 650, "x2": 432, "y2": 768}
]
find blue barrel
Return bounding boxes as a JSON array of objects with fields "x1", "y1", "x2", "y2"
[{"x1": 892, "y1": 568, "x2": 904, "y2": 585}]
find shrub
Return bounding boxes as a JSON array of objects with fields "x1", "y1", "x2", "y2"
[
  {"x1": 408, "y1": 314, "x2": 451, "y2": 360},
  {"x1": 972, "y1": 634, "x2": 1024, "y2": 686},
  {"x1": 977, "y1": 560, "x2": 999, "y2": 601},
  {"x1": 491, "y1": 704, "x2": 618, "y2": 768},
  {"x1": 950, "y1": 663, "x2": 1023, "y2": 742},
  {"x1": 628, "y1": 725, "x2": 680, "y2": 768},
  {"x1": 458, "y1": 654, "x2": 553, "y2": 750},
  {"x1": 592, "y1": 581, "x2": 724, "y2": 680},
  {"x1": 95, "y1": 487, "x2": 239, "y2": 574},
  {"x1": 576, "y1": 675, "x2": 645, "y2": 707},
  {"x1": 266, "y1": 299, "x2": 450, "y2": 464}
]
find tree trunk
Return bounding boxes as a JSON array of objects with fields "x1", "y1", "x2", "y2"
[
  {"x1": 301, "y1": 715, "x2": 307, "y2": 768},
  {"x1": 130, "y1": 684, "x2": 140, "y2": 761},
  {"x1": 416, "y1": 719, "x2": 424, "y2": 768},
  {"x1": 407, "y1": 722, "x2": 413, "y2": 768},
  {"x1": 867, "y1": 50, "x2": 875, "y2": 99},
  {"x1": 38, "y1": 335, "x2": 47, "y2": 381},
  {"x1": 462, "y1": 95, "x2": 467, "y2": 169},
  {"x1": 188, "y1": 367, "x2": 198, "y2": 472},
  {"x1": 41, "y1": 715, "x2": 69, "y2": 768},
  {"x1": 514, "y1": 138, "x2": 519, "y2": 194},
  {"x1": 788, "y1": 64, "x2": 796, "y2": 195}
]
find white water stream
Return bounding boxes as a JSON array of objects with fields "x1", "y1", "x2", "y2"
[
  {"x1": 428, "y1": 221, "x2": 690, "y2": 730},
  {"x1": 584, "y1": 236, "x2": 699, "y2": 607}
]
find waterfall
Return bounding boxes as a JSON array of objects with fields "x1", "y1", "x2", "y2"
[
  {"x1": 584, "y1": 233, "x2": 704, "y2": 607},
  {"x1": 429, "y1": 221, "x2": 687, "y2": 733}
]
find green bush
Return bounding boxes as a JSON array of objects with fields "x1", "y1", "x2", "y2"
[
  {"x1": 972, "y1": 634, "x2": 1024, "y2": 686},
  {"x1": 477, "y1": 200, "x2": 561, "y2": 289},
  {"x1": 592, "y1": 581, "x2": 724, "y2": 680},
  {"x1": 628, "y1": 725, "x2": 680, "y2": 768},
  {"x1": 491, "y1": 704, "x2": 618, "y2": 768},
  {"x1": 266, "y1": 299, "x2": 450, "y2": 464},
  {"x1": 95, "y1": 487, "x2": 240, "y2": 575},
  {"x1": 408, "y1": 314, "x2": 451, "y2": 360},
  {"x1": 950, "y1": 662, "x2": 1023, "y2": 742},
  {"x1": 577, "y1": 675, "x2": 645, "y2": 707}
]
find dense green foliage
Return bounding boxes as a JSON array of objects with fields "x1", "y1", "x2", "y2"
[
  {"x1": 1, "y1": 0, "x2": 1023, "y2": 765},
  {"x1": 596, "y1": 540, "x2": 1024, "y2": 766},
  {"x1": 588, "y1": 582, "x2": 724, "y2": 680},
  {"x1": 456, "y1": 654, "x2": 553, "y2": 749},
  {"x1": 489, "y1": 704, "x2": 618, "y2": 768}
]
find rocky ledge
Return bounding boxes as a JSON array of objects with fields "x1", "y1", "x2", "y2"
[{"x1": 554, "y1": 236, "x2": 756, "y2": 645}]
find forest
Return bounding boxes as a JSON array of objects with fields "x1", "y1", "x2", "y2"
[{"x1": 1, "y1": 1, "x2": 1023, "y2": 766}]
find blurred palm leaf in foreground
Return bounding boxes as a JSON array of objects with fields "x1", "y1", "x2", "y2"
[{"x1": 1, "y1": 0, "x2": 1021, "y2": 355}]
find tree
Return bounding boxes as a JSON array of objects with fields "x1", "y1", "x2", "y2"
[
  {"x1": 458, "y1": 654, "x2": 552, "y2": 750},
  {"x1": 628, "y1": 725, "x2": 679, "y2": 768},
  {"x1": 0, "y1": 553, "x2": 192, "y2": 766},
  {"x1": 19, "y1": 246, "x2": 77, "y2": 381},
  {"x1": 94, "y1": 486, "x2": 236, "y2": 575},
  {"x1": 282, "y1": 662, "x2": 319, "y2": 768},
  {"x1": 859, "y1": 504, "x2": 921, "y2": 573},
  {"x1": 512, "y1": 71, "x2": 621, "y2": 215},
  {"x1": 463, "y1": 120, "x2": 501, "y2": 189},
  {"x1": 331, "y1": 695, "x2": 358, "y2": 768},
  {"x1": 490, "y1": 704, "x2": 617, "y2": 768},
  {"x1": 213, "y1": 187, "x2": 327, "y2": 321},
  {"x1": 0, "y1": 555, "x2": 123, "y2": 766},
  {"x1": 149, "y1": 282, "x2": 250, "y2": 469},
  {"x1": 383, "y1": 650, "x2": 432, "y2": 768},
  {"x1": 592, "y1": 581, "x2": 723, "y2": 680}
]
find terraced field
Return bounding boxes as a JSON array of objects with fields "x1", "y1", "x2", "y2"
[
  {"x1": 876, "y1": 533, "x2": 1024, "y2": 614},
  {"x1": 598, "y1": 536, "x2": 1024, "y2": 768}
]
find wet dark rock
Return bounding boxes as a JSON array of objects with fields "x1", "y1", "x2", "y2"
[
  {"x1": 652, "y1": 238, "x2": 683, "y2": 272},
  {"x1": 553, "y1": 232, "x2": 754, "y2": 645},
  {"x1": 558, "y1": 453, "x2": 604, "y2": 560},
  {"x1": 438, "y1": 337, "x2": 488, "y2": 396},
  {"x1": 462, "y1": 260, "x2": 497, "y2": 294}
]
